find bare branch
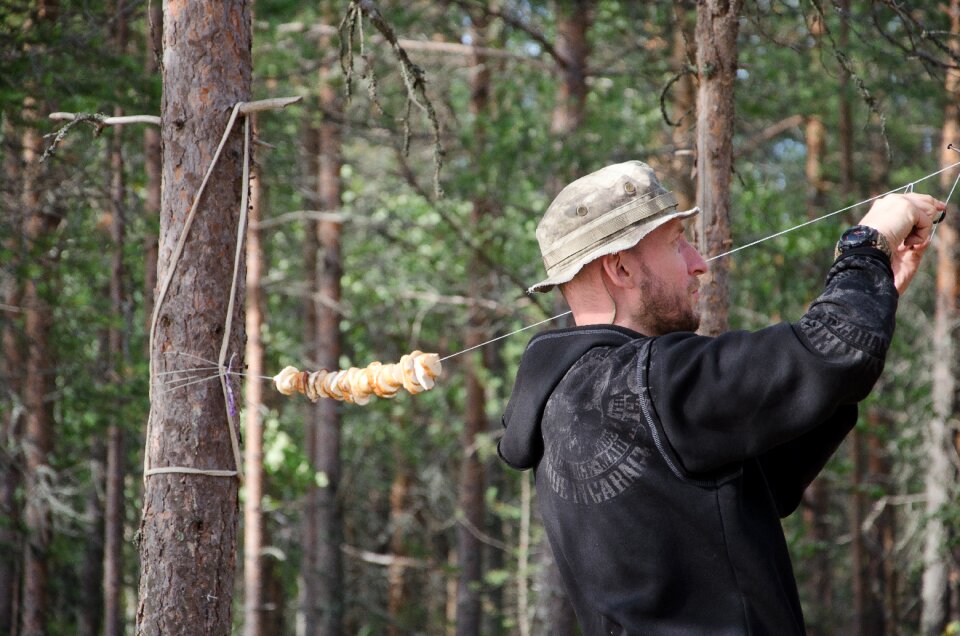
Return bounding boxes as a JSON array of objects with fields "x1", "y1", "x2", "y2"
[
  {"x1": 49, "y1": 112, "x2": 161, "y2": 126},
  {"x1": 340, "y1": 0, "x2": 445, "y2": 198}
]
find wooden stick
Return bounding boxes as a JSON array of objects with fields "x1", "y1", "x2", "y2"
[
  {"x1": 49, "y1": 96, "x2": 302, "y2": 128},
  {"x1": 49, "y1": 112, "x2": 161, "y2": 126},
  {"x1": 238, "y1": 96, "x2": 302, "y2": 114}
]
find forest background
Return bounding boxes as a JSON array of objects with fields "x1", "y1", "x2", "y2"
[{"x1": 2, "y1": 0, "x2": 960, "y2": 635}]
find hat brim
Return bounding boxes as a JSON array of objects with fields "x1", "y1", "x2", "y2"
[{"x1": 527, "y1": 206, "x2": 700, "y2": 294}]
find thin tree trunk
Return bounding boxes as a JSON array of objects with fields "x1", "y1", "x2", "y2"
[
  {"x1": 805, "y1": 116, "x2": 826, "y2": 217},
  {"x1": 103, "y1": 100, "x2": 127, "y2": 636},
  {"x1": 693, "y1": 0, "x2": 742, "y2": 336},
  {"x1": 143, "y1": 0, "x2": 161, "y2": 336},
  {"x1": 456, "y1": 15, "x2": 496, "y2": 636},
  {"x1": 837, "y1": 0, "x2": 853, "y2": 195},
  {"x1": 800, "y1": 109, "x2": 832, "y2": 636},
  {"x1": 866, "y1": 412, "x2": 895, "y2": 635},
  {"x1": 244, "y1": 116, "x2": 267, "y2": 636},
  {"x1": 77, "y1": 443, "x2": 105, "y2": 636},
  {"x1": 387, "y1": 469, "x2": 411, "y2": 635},
  {"x1": 923, "y1": 4, "x2": 960, "y2": 632},
  {"x1": 546, "y1": 0, "x2": 593, "y2": 195},
  {"x1": 801, "y1": 479, "x2": 831, "y2": 635},
  {"x1": 850, "y1": 427, "x2": 869, "y2": 635},
  {"x1": 549, "y1": 1, "x2": 591, "y2": 137},
  {"x1": 669, "y1": 1, "x2": 696, "y2": 211},
  {"x1": 0, "y1": 113, "x2": 24, "y2": 636},
  {"x1": 136, "y1": 2, "x2": 251, "y2": 634},
  {"x1": 300, "y1": 116, "x2": 321, "y2": 636},
  {"x1": 517, "y1": 472, "x2": 531, "y2": 636},
  {"x1": 20, "y1": 94, "x2": 57, "y2": 636},
  {"x1": 305, "y1": 61, "x2": 345, "y2": 636}
]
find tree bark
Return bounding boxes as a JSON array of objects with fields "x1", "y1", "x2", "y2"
[
  {"x1": 244, "y1": 117, "x2": 269, "y2": 636},
  {"x1": 837, "y1": 0, "x2": 853, "y2": 195},
  {"x1": 546, "y1": 0, "x2": 593, "y2": 195},
  {"x1": 78, "y1": 443, "x2": 105, "y2": 636},
  {"x1": 668, "y1": 1, "x2": 697, "y2": 212},
  {"x1": 800, "y1": 109, "x2": 832, "y2": 636},
  {"x1": 866, "y1": 412, "x2": 896, "y2": 635},
  {"x1": 800, "y1": 478, "x2": 831, "y2": 635},
  {"x1": 103, "y1": 99, "x2": 128, "y2": 636},
  {"x1": 304, "y1": 61, "x2": 345, "y2": 636},
  {"x1": 693, "y1": 0, "x2": 742, "y2": 336},
  {"x1": 143, "y1": 0, "x2": 162, "y2": 336},
  {"x1": 849, "y1": 427, "x2": 869, "y2": 635},
  {"x1": 549, "y1": 1, "x2": 592, "y2": 137},
  {"x1": 0, "y1": 113, "x2": 24, "y2": 636},
  {"x1": 387, "y1": 469, "x2": 411, "y2": 635},
  {"x1": 136, "y1": 2, "x2": 251, "y2": 634},
  {"x1": 20, "y1": 94, "x2": 58, "y2": 636},
  {"x1": 456, "y1": 14, "x2": 497, "y2": 636},
  {"x1": 923, "y1": 3, "x2": 960, "y2": 633},
  {"x1": 805, "y1": 116, "x2": 826, "y2": 217}
]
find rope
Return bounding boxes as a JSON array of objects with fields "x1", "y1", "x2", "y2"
[
  {"x1": 215, "y1": 113, "x2": 251, "y2": 481},
  {"x1": 439, "y1": 160, "x2": 960, "y2": 361},
  {"x1": 145, "y1": 103, "x2": 247, "y2": 480}
]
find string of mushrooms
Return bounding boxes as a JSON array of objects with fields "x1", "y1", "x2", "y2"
[{"x1": 273, "y1": 351, "x2": 442, "y2": 405}]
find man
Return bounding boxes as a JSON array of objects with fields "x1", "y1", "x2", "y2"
[{"x1": 499, "y1": 160, "x2": 944, "y2": 634}]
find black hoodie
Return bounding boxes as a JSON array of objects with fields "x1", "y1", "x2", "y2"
[{"x1": 500, "y1": 249, "x2": 897, "y2": 635}]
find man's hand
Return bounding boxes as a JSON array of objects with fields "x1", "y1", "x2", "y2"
[{"x1": 858, "y1": 193, "x2": 946, "y2": 294}]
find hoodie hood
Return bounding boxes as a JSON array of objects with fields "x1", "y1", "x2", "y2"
[{"x1": 499, "y1": 325, "x2": 640, "y2": 470}]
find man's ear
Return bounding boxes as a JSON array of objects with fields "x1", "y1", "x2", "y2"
[{"x1": 600, "y1": 252, "x2": 633, "y2": 289}]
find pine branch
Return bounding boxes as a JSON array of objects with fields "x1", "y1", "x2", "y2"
[{"x1": 339, "y1": 0, "x2": 445, "y2": 198}]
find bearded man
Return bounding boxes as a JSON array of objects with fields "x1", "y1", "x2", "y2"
[{"x1": 499, "y1": 160, "x2": 944, "y2": 635}]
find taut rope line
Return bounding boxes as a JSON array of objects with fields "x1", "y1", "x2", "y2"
[{"x1": 440, "y1": 160, "x2": 960, "y2": 363}]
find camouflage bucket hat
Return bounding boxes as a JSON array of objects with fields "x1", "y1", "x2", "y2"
[{"x1": 528, "y1": 160, "x2": 699, "y2": 294}]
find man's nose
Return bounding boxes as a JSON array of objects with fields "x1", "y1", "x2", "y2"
[{"x1": 683, "y1": 240, "x2": 708, "y2": 276}]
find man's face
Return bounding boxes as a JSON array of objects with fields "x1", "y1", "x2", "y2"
[{"x1": 621, "y1": 219, "x2": 707, "y2": 335}]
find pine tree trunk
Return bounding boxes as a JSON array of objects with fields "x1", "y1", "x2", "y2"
[
  {"x1": 77, "y1": 443, "x2": 105, "y2": 636},
  {"x1": 137, "y1": 2, "x2": 251, "y2": 634},
  {"x1": 837, "y1": 0, "x2": 853, "y2": 195},
  {"x1": 668, "y1": 1, "x2": 696, "y2": 212},
  {"x1": 549, "y1": 1, "x2": 591, "y2": 137},
  {"x1": 456, "y1": 15, "x2": 498, "y2": 635},
  {"x1": 805, "y1": 116, "x2": 826, "y2": 216},
  {"x1": 850, "y1": 428, "x2": 868, "y2": 634},
  {"x1": 800, "y1": 108, "x2": 832, "y2": 636},
  {"x1": 866, "y1": 412, "x2": 895, "y2": 635},
  {"x1": 923, "y1": 4, "x2": 960, "y2": 631},
  {"x1": 103, "y1": 102, "x2": 127, "y2": 636},
  {"x1": 244, "y1": 118, "x2": 268, "y2": 636},
  {"x1": 304, "y1": 63, "x2": 345, "y2": 636},
  {"x1": 300, "y1": 115, "x2": 321, "y2": 635},
  {"x1": 143, "y1": 0, "x2": 162, "y2": 337},
  {"x1": 693, "y1": 0, "x2": 742, "y2": 336},
  {"x1": 21, "y1": 94, "x2": 57, "y2": 636},
  {"x1": 0, "y1": 113, "x2": 24, "y2": 636},
  {"x1": 387, "y1": 469, "x2": 411, "y2": 635},
  {"x1": 546, "y1": 0, "x2": 593, "y2": 195},
  {"x1": 801, "y1": 479, "x2": 832, "y2": 635}
]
